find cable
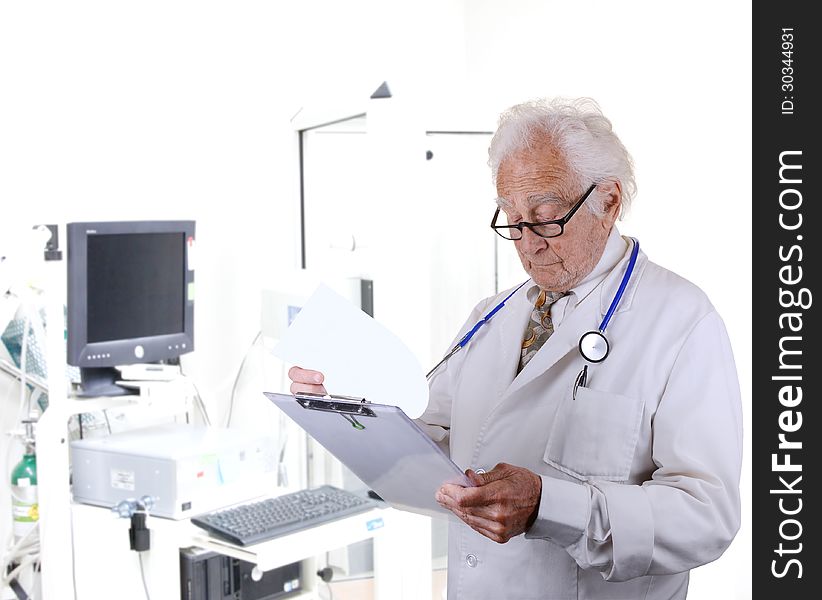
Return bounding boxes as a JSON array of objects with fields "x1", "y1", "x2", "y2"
[
  {"x1": 31, "y1": 562, "x2": 41, "y2": 599},
  {"x1": 9, "y1": 575, "x2": 31, "y2": 600},
  {"x1": 316, "y1": 565, "x2": 336, "y2": 600},
  {"x1": 189, "y1": 380, "x2": 211, "y2": 426},
  {"x1": 2, "y1": 554, "x2": 36, "y2": 586},
  {"x1": 138, "y1": 552, "x2": 151, "y2": 600},
  {"x1": 0, "y1": 359, "x2": 47, "y2": 394},
  {"x1": 225, "y1": 331, "x2": 262, "y2": 428},
  {"x1": 68, "y1": 499, "x2": 79, "y2": 600},
  {"x1": 2, "y1": 522, "x2": 38, "y2": 573},
  {"x1": 177, "y1": 364, "x2": 211, "y2": 426},
  {"x1": 1, "y1": 522, "x2": 40, "y2": 597}
]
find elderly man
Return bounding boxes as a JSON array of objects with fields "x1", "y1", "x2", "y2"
[{"x1": 290, "y1": 98, "x2": 742, "y2": 599}]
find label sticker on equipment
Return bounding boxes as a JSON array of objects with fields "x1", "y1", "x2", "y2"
[
  {"x1": 111, "y1": 469, "x2": 136, "y2": 491},
  {"x1": 366, "y1": 518, "x2": 384, "y2": 531}
]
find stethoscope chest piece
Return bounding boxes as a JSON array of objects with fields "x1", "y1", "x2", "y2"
[
  {"x1": 579, "y1": 330, "x2": 609, "y2": 363},
  {"x1": 576, "y1": 237, "x2": 639, "y2": 367}
]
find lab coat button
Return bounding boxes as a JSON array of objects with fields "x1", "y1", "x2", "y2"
[{"x1": 466, "y1": 553, "x2": 478, "y2": 568}]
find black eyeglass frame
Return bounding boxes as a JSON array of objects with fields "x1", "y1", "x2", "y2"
[{"x1": 490, "y1": 183, "x2": 597, "y2": 240}]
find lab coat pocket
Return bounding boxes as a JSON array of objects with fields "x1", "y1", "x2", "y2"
[{"x1": 543, "y1": 386, "x2": 644, "y2": 482}]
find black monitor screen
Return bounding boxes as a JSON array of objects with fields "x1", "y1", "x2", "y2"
[{"x1": 87, "y1": 232, "x2": 185, "y2": 342}]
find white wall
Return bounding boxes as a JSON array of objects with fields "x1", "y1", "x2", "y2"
[{"x1": 1, "y1": 1, "x2": 750, "y2": 598}]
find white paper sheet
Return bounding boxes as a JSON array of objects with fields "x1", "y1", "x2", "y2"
[{"x1": 270, "y1": 284, "x2": 429, "y2": 419}]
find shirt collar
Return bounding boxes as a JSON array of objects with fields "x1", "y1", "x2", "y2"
[{"x1": 525, "y1": 226, "x2": 628, "y2": 305}]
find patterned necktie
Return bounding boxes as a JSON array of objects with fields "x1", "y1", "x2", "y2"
[{"x1": 518, "y1": 289, "x2": 567, "y2": 373}]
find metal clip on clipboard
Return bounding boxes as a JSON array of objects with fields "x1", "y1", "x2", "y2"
[{"x1": 294, "y1": 393, "x2": 376, "y2": 429}]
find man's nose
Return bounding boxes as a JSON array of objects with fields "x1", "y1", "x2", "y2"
[{"x1": 518, "y1": 226, "x2": 547, "y2": 252}]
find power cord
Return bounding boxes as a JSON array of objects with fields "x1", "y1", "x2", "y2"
[
  {"x1": 316, "y1": 566, "x2": 336, "y2": 600},
  {"x1": 68, "y1": 507, "x2": 79, "y2": 600},
  {"x1": 176, "y1": 362, "x2": 211, "y2": 426},
  {"x1": 137, "y1": 553, "x2": 151, "y2": 600},
  {"x1": 2, "y1": 523, "x2": 40, "y2": 600},
  {"x1": 176, "y1": 330, "x2": 261, "y2": 429},
  {"x1": 8, "y1": 576, "x2": 30, "y2": 600},
  {"x1": 184, "y1": 378, "x2": 211, "y2": 426}
]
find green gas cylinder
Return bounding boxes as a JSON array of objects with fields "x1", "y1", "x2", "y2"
[{"x1": 11, "y1": 422, "x2": 38, "y2": 543}]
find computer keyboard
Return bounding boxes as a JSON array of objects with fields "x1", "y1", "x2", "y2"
[{"x1": 191, "y1": 485, "x2": 378, "y2": 546}]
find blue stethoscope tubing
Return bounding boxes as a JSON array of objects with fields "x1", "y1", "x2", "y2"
[
  {"x1": 578, "y1": 237, "x2": 639, "y2": 363},
  {"x1": 425, "y1": 279, "x2": 530, "y2": 379},
  {"x1": 426, "y1": 237, "x2": 640, "y2": 380}
]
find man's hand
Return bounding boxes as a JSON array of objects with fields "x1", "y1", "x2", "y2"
[
  {"x1": 436, "y1": 463, "x2": 542, "y2": 544},
  {"x1": 287, "y1": 366, "x2": 328, "y2": 395}
]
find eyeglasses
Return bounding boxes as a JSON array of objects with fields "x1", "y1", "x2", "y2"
[{"x1": 490, "y1": 183, "x2": 597, "y2": 240}]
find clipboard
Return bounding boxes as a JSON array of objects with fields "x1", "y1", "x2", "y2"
[{"x1": 264, "y1": 392, "x2": 472, "y2": 518}]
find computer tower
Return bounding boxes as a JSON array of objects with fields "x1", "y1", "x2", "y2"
[
  {"x1": 237, "y1": 559, "x2": 302, "y2": 600},
  {"x1": 180, "y1": 547, "x2": 302, "y2": 600},
  {"x1": 180, "y1": 547, "x2": 237, "y2": 600}
]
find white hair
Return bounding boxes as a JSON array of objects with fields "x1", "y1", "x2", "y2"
[{"x1": 488, "y1": 98, "x2": 636, "y2": 218}]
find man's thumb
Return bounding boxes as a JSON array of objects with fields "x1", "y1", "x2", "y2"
[{"x1": 465, "y1": 469, "x2": 490, "y2": 486}]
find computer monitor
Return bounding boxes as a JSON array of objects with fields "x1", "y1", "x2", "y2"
[{"x1": 67, "y1": 221, "x2": 195, "y2": 397}]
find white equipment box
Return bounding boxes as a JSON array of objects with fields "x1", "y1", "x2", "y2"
[{"x1": 70, "y1": 424, "x2": 277, "y2": 519}]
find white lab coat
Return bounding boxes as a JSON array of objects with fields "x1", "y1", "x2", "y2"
[{"x1": 421, "y1": 230, "x2": 742, "y2": 600}]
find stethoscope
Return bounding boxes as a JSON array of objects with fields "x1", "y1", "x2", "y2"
[
  {"x1": 426, "y1": 238, "x2": 640, "y2": 395},
  {"x1": 573, "y1": 237, "x2": 639, "y2": 398},
  {"x1": 425, "y1": 279, "x2": 530, "y2": 379}
]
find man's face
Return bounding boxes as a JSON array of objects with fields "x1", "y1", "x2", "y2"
[{"x1": 495, "y1": 139, "x2": 620, "y2": 292}]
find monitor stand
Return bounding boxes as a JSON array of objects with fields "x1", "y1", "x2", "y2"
[{"x1": 76, "y1": 367, "x2": 138, "y2": 397}]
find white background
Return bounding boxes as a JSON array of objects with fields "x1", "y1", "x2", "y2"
[{"x1": 1, "y1": 1, "x2": 751, "y2": 598}]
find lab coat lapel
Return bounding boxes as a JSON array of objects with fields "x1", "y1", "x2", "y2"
[
  {"x1": 503, "y1": 245, "x2": 648, "y2": 398},
  {"x1": 503, "y1": 293, "x2": 599, "y2": 397},
  {"x1": 493, "y1": 285, "x2": 536, "y2": 385}
]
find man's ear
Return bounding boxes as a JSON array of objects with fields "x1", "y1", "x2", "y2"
[{"x1": 600, "y1": 180, "x2": 623, "y2": 223}]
